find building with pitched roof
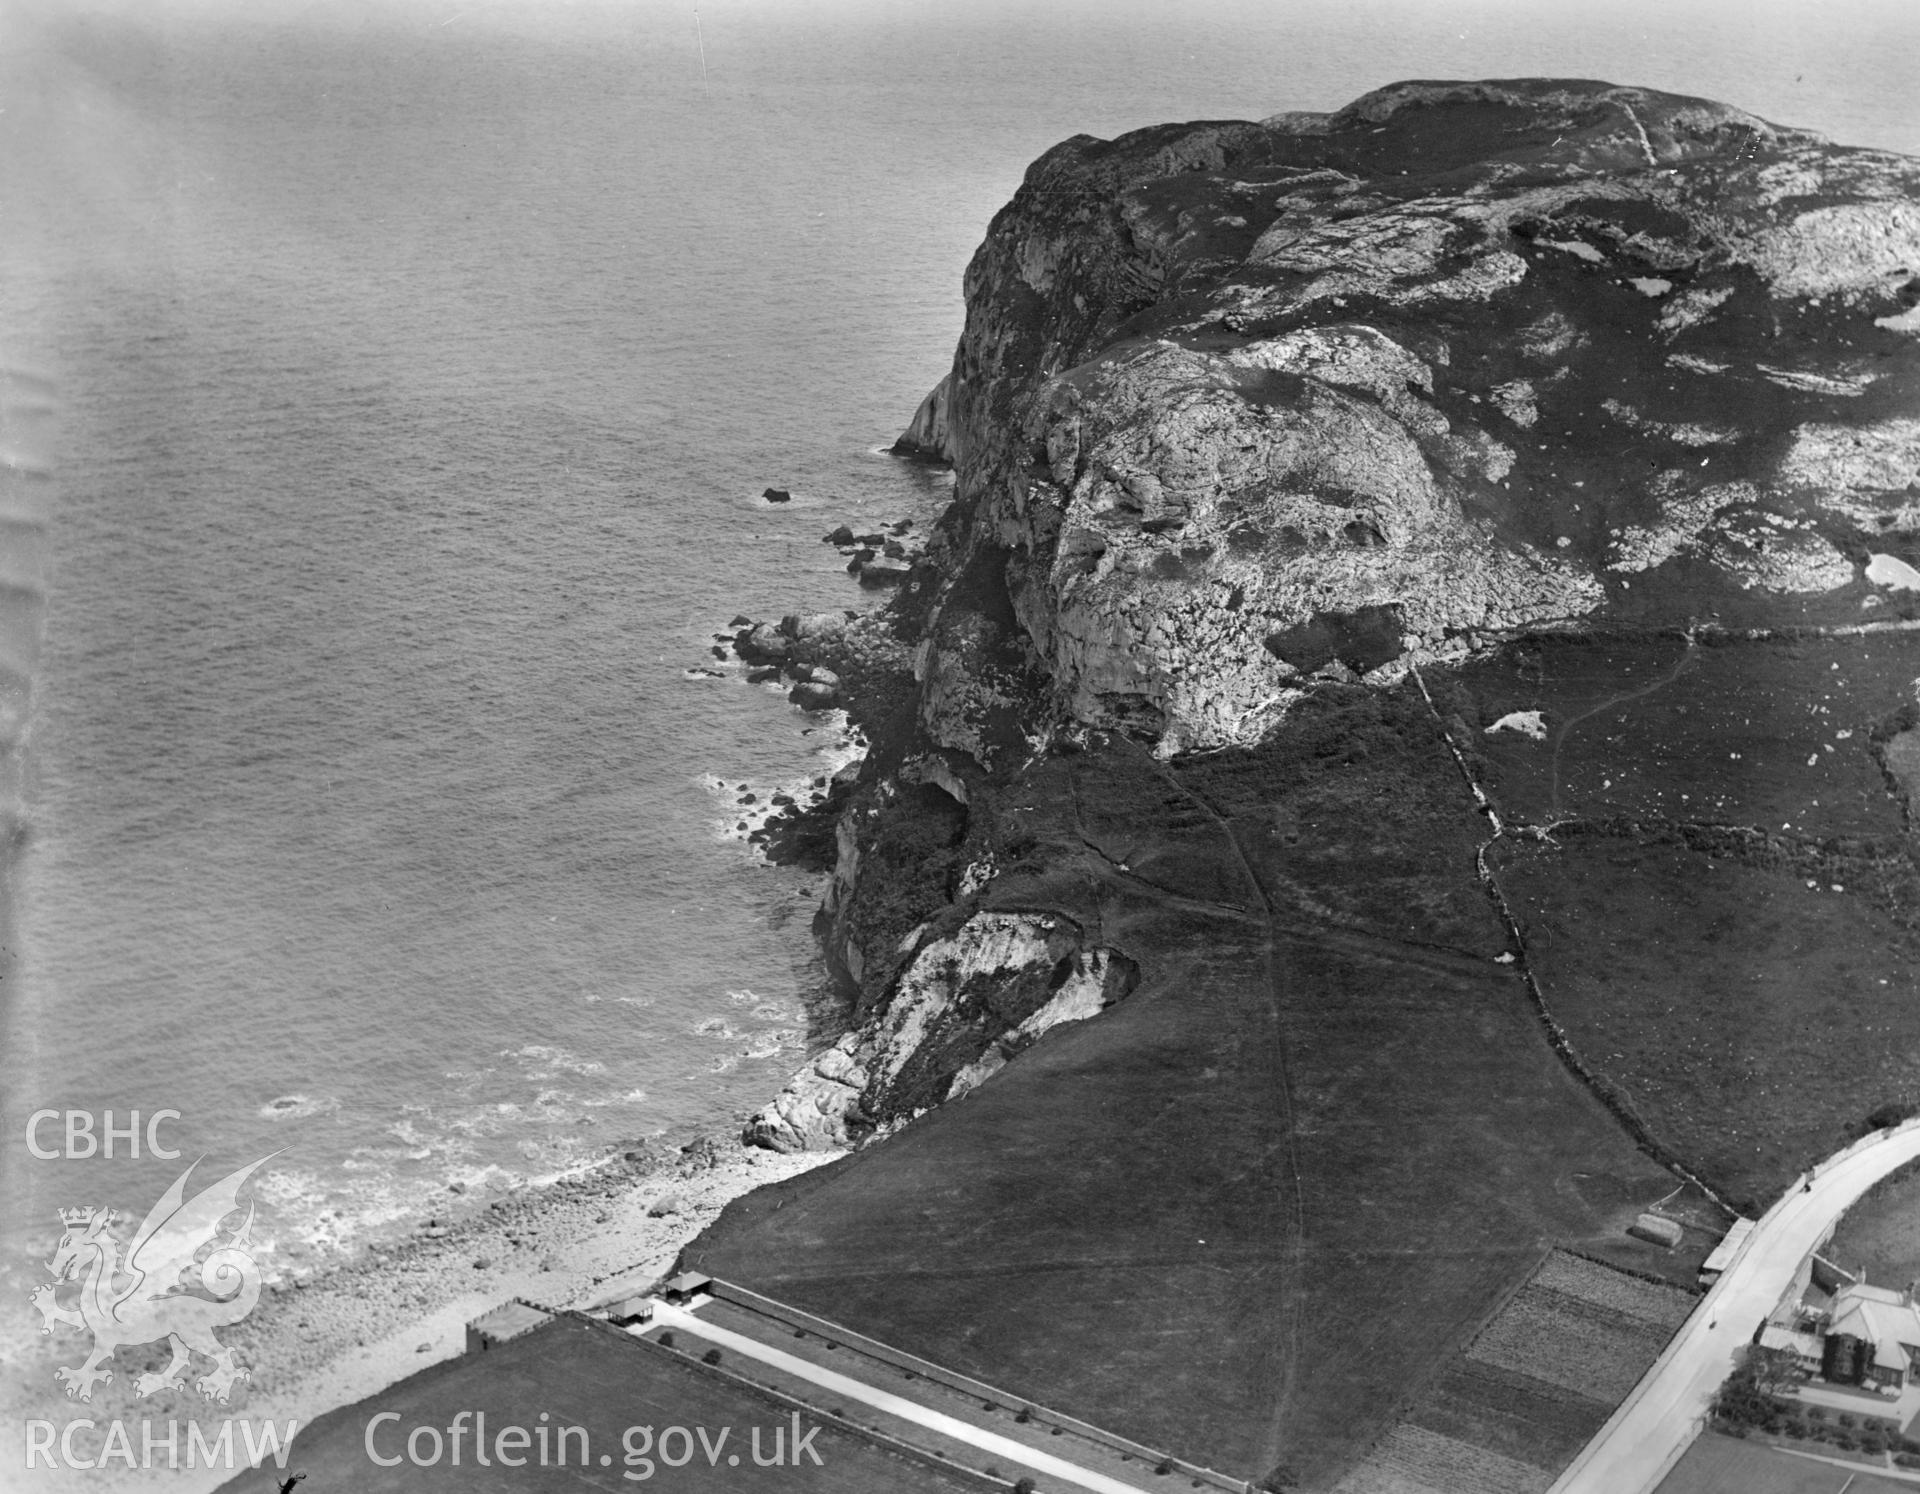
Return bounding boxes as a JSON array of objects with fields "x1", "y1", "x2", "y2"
[{"x1": 1820, "y1": 1282, "x2": 1920, "y2": 1392}]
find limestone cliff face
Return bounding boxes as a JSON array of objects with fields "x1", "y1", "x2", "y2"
[
  {"x1": 908, "y1": 78, "x2": 1920, "y2": 755},
  {"x1": 891, "y1": 372, "x2": 955, "y2": 463},
  {"x1": 744, "y1": 911, "x2": 1136, "y2": 1152}
]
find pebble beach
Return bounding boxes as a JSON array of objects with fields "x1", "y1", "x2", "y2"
[{"x1": 3, "y1": 1138, "x2": 839, "y2": 1493}]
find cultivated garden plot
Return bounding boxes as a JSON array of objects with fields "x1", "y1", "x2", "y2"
[
  {"x1": 1340, "y1": 1252, "x2": 1698, "y2": 1494},
  {"x1": 1334, "y1": 1423, "x2": 1554, "y2": 1494}
]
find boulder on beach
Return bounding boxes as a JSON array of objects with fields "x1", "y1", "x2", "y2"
[
  {"x1": 734, "y1": 621, "x2": 790, "y2": 663},
  {"x1": 780, "y1": 611, "x2": 848, "y2": 642},
  {"x1": 789, "y1": 680, "x2": 839, "y2": 711},
  {"x1": 762, "y1": 486, "x2": 792, "y2": 503}
]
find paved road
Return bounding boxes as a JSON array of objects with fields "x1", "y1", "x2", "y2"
[
  {"x1": 644, "y1": 1302, "x2": 1161, "y2": 1494},
  {"x1": 1551, "y1": 1121, "x2": 1920, "y2": 1494}
]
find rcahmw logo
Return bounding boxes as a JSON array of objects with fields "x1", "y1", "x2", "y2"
[
  {"x1": 24, "y1": 1418, "x2": 298, "y2": 1471},
  {"x1": 30, "y1": 1154, "x2": 276, "y2": 1403}
]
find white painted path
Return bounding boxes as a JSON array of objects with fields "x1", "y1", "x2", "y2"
[
  {"x1": 1552, "y1": 1120, "x2": 1920, "y2": 1494},
  {"x1": 641, "y1": 1301, "x2": 1161, "y2": 1494}
]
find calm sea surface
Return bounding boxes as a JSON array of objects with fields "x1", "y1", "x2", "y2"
[{"x1": 0, "y1": 0, "x2": 1914, "y2": 1375}]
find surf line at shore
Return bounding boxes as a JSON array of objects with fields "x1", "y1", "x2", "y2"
[
  {"x1": 248, "y1": 1136, "x2": 836, "y2": 1394},
  {"x1": 3, "y1": 1134, "x2": 840, "y2": 1494}
]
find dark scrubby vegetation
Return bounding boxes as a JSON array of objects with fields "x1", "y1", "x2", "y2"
[
  {"x1": 1710, "y1": 1346, "x2": 1920, "y2": 1465},
  {"x1": 833, "y1": 780, "x2": 971, "y2": 1012}
]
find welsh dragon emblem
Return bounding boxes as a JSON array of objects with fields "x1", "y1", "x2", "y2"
[{"x1": 30, "y1": 1154, "x2": 275, "y2": 1404}]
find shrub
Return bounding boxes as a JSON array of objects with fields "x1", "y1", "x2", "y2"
[
  {"x1": 1155, "y1": 1458, "x2": 1174, "y2": 1475},
  {"x1": 1897, "y1": 1452, "x2": 1920, "y2": 1469},
  {"x1": 702, "y1": 1348, "x2": 722, "y2": 1365},
  {"x1": 1867, "y1": 1100, "x2": 1918, "y2": 1132},
  {"x1": 1838, "y1": 1413, "x2": 1857, "y2": 1428},
  {"x1": 657, "y1": 1331, "x2": 675, "y2": 1347},
  {"x1": 1015, "y1": 1409, "x2": 1032, "y2": 1424},
  {"x1": 1807, "y1": 1407, "x2": 1828, "y2": 1422},
  {"x1": 1712, "y1": 1346, "x2": 1800, "y2": 1431},
  {"x1": 1014, "y1": 1482, "x2": 1037, "y2": 1494}
]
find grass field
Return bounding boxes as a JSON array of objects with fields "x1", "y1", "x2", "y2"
[
  {"x1": 1825, "y1": 1158, "x2": 1920, "y2": 1286},
  {"x1": 224, "y1": 1315, "x2": 989, "y2": 1493},
  {"x1": 1441, "y1": 631, "x2": 1920, "y2": 1207},
  {"x1": 687, "y1": 702, "x2": 1696, "y2": 1493},
  {"x1": 1657, "y1": 1431, "x2": 1914, "y2": 1494},
  {"x1": 1497, "y1": 831, "x2": 1920, "y2": 1208},
  {"x1": 1455, "y1": 633, "x2": 1920, "y2": 841}
]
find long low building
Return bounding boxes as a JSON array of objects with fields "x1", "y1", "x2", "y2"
[{"x1": 1697, "y1": 1217, "x2": 1756, "y2": 1284}]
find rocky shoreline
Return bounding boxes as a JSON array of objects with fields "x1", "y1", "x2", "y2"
[
  {"x1": 148, "y1": 503, "x2": 951, "y2": 1479},
  {"x1": 166, "y1": 502, "x2": 948, "y2": 1472},
  {"x1": 4, "y1": 1136, "x2": 837, "y2": 1493}
]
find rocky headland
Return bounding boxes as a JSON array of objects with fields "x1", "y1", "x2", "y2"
[
  {"x1": 693, "y1": 80, "x2": 1920, "y2": 1492},
  {"x1": 738, "y1": 76, "x2": 1920, "y2": 1164}
]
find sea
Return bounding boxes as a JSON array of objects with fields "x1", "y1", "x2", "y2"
[{"x1": 0, "y1": 0, "x2": 1915, "y2": 1393}]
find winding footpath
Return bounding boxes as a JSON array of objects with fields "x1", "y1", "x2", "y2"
[
  {"x1": 641, "y1": 1301, "x2": 1162, "y2": 1494},
  {"x1": 1552, "y1": 1118, "x2": 1920, "y2": 1494}
]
